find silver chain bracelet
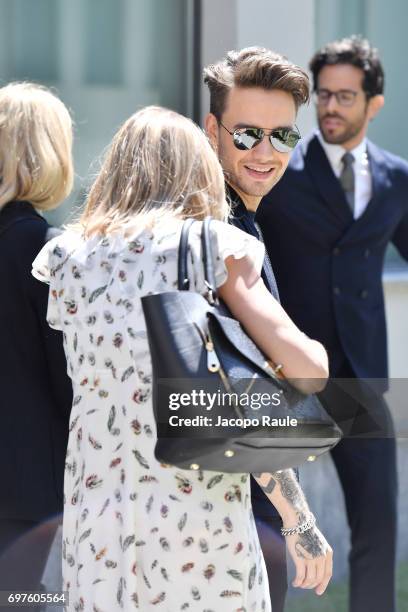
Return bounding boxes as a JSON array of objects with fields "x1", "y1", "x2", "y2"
[{"x1": 281, "y1": 513, "x2": 316, "y2": 537}]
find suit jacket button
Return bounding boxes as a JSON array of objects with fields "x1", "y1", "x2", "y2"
[
  {"x1": 333, "y1": 247, "x2": 341, "y2": 256},
  {"x1": 333, "y1": 287, "x2": 341, "y2": 296},
  {"x1": 360, "y1": 289, "x2": 368, "y2": 299}
]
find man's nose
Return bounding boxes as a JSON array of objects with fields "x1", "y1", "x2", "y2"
[
  {"x1": 256, "y1": 134, "x2": 276, "y2": 156},
  {"x1": 326, "y1": 93, "x2": 339, "y2": 113}
]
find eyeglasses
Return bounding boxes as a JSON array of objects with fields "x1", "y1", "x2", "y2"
[
  {"x1": 314, "y1": 88, "x2": 358, "y2": 107},
  {"x1": 219, "y1": 122, "x2": 301, "y2": 153}
]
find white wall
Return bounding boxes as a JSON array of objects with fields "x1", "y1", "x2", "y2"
[
  {"x1": 200, "y1": 0, "x2": 317, "y2": 136},
  {"x1": 235, "y1": 0, "x2": 316, "y2": 135},
  {"x1": 200, "y1": 0, "x2": 237, "y2": 123}
]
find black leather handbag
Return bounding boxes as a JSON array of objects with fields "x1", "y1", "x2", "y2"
[{"x1": 141, "y1": 218, "x2": 341, "y2": 472}]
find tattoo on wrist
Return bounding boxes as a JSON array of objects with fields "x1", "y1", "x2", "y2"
[
  {"x1": 272, "y1": 469, "x2": 308, "y2": 516},
  {"x1": 254, "y1": 470, "x2": 324, "y2": 559},
  {"x1": 253, "y1": 470, "x2": 310, "y2": 517}
]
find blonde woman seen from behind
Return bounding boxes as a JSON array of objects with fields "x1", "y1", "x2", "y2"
[
  {"x1": 0, "y1": 82, "x2": 73, "y2": 610},
  {"x1": 33, "y1": 106, "x2": 332, "y2": 611}
]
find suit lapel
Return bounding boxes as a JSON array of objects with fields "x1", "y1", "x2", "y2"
[
  {"x1": 304, "y1": 135, "x2": 353, "y2": 228},
  {"x1": 355, "y1": 140, "x2": 388, "y2": 224}
]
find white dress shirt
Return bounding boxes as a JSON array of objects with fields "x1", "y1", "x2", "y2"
[{"x1": 317, "y1": 131, "x2": 372, "y2": 219}]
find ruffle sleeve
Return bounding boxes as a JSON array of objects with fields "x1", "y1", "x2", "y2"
[
  {"x1": 32, "y1": 236, "x2": 64, "y2": 330},
  {"x1": 187, "y1": 219, "x2": 265, "y2": 295}
]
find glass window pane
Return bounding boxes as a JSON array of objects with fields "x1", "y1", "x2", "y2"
[
  {"x1": 315, "y1": 0, "x2": 366, "y2": 49},
  {"x1": 150, "y1": 0, "x2": 187, "y2": 112},
  {"x1": 9, "y1": 0, "x2": 58, "y2": 82},
  {"x1": 84, "y1": 0, "x2": 123, "y2": 85}
]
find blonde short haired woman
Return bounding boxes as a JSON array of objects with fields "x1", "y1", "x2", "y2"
[
  {"x1": 33, "y1": 106, "x2": 332, "y2": 611},
  {"x1": 0, "y1": 82, "x2": 73, "y2": 210},
  {"x1": 0, "y1": 82, "x2": 73, "y2": 604}
]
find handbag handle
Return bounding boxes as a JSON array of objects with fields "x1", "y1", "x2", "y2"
[
  {"x1": 201, "y1": 217, "x2": 218, "y2": 304},
  {"x1": 177, "y1": 217, "x2": 218, "y2": 304},
  {"x1": 177, "y1": 218, "x2": 195, "y2": 290}
]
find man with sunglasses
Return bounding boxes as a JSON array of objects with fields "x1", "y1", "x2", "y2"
[
  {"x1": 258, "y1": 36, "x2": 408, "y2": 612},
  {"x1": 204, "y1": 48, "x2": 314, "y2": 612}
]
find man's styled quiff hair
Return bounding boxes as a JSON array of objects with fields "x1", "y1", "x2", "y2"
[
  {"x1": 203, "y1": 46, "x2": 310, "y2": 120},
  {"x1": 309, "y1": 36, "x2": 384, "y2": 97}
]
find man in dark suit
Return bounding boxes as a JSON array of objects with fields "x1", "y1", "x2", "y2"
[{"x1": 258, "y1": 36, "x2": 408, "y2": 612}]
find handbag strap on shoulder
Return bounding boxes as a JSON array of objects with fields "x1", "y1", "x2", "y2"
[
  {"x1": 177, "y1": 218, "x2": 196, "y2": 290},
  {"x1": 177, "y1": 216, "x2": 218, "y2": 304},
  {"x1": 201, "y1": 217, "x2": 218, "y2": 304}
]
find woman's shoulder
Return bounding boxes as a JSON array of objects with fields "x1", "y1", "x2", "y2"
[
  {"x1": 0, "y1": 210, "x2": 51, "y2": 275},
  {"x1": 194, "y1": 218, "x2": 265, "y2": 268},
  {"x1": 32, "y1": 228, "x2": 84, "y2": 283},
  {"x1": 0, "y1": 203, "x2": 46, "y2": 242},
  {"x1": 149, "y1": 217, "x2": 264, "y2": 269},
  {"x1": 173, "y1": 218, "x2": 265, "y2": 292},
  {"x1": 33, "y1": 226, "x2": 153, "y2": 283}
]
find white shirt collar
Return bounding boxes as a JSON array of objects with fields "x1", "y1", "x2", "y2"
[
  {"x1": 315, "y1": 130, "x2": 372, "y2": 219},
  {"x1": 316, "y1": 130, "x2": 368, "y2": 175}
]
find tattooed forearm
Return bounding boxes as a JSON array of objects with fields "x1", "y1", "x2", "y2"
[
  {"x1": 253, "y1": 469, "x2": 309, "y2": 521},
  {"x1": 254, "y1": 472, "x2": 329, "y2": 563},
  {"x1": 253, "y1": 473, "x2": 276, "y2": 494},
  {"x1": 272, "y1": 470, "x2": 308, "y2": 518}
]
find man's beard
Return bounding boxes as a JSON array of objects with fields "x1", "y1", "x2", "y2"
[
  {"x1": 318, "y1": 111, "x2": 367, "y2": 145},
  {"x1": 221, "y1": 162, "x2": 280, "y2": 200}
]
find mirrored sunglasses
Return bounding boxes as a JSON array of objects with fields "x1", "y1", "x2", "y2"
[{"x1": 220, "y1": 123, "x2": 301, "y2": 153}]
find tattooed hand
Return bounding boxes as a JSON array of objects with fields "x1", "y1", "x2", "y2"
[
  {"x1": 285, "y1": 523, "x2": 333, "y2": 595},
  {"x1": 252, "y1": 469, "x2": 333, "y2": 595}
]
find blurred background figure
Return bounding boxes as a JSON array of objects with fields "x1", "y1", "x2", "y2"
[
  {"x1": 0, "y1": 82, "x2": 73, "y2": 610},
  {"x1": 258, "y1": 36, "x2": 408, "y2": 612}
]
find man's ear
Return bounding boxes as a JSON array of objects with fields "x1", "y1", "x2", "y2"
[
  {"x1": 368, "y1": 94, "x2": 384, "y2": 121},
  {"x1": 204, "y1": 113, "x2": 219, "y2": 151}
]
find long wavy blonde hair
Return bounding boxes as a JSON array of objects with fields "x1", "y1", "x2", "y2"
[
  {"x1": 0, "y1": 82, "x2": 73, "y2": 210},
  {"x1": 79, "y1": 106, "x2": 228, "y2": 236}
]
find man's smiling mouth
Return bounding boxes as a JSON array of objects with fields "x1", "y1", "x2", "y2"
[{"x1": 244, "y1": 164, "x2": 274, "y2": 177}]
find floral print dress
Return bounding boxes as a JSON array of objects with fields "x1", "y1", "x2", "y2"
[{"x1": 32, "y1": 219, "x2": 271, "y2": 612}]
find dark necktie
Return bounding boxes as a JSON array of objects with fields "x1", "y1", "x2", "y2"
[{"x1": 339, "y1": 151, "x2": 355, "y2": 215}]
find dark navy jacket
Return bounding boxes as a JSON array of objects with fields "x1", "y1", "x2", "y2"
[
  {"x1": 0, "y1": 201, "x2": 72, "y2": 521},
  {"x1": 257, "y1": 134, "x2": 408, "y2": 393},
  {"x1": 228, "y1": 186, "x2": 283, "y2": 520}
]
